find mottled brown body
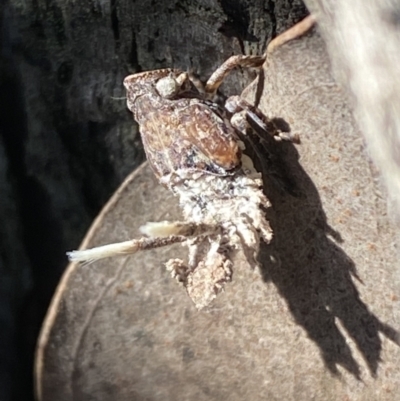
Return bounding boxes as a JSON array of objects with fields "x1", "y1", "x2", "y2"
[
  {"x1": 123, "y1": 69, "x2": 241, "y2": 179},
  {"x1": 68, "y1": 16, "x2": 315, "y2": 308}
]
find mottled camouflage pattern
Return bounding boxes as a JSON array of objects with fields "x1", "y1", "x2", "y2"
[{"x1": 124, "y1": 70, "x2": 240, "y2": 179}]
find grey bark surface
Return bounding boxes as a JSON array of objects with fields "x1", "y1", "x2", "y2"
[
  {"x1": 305, "y1": 0, "x2": 400, "y2": 218},
  {"x1": 36, "y1": 31, "x2": 400, "y2": 401},
  {"x1": 1, "y1": 0, "x2": 307, "y2": 399}
]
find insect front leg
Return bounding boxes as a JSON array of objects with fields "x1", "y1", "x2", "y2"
[
  {"x1": 226, "y1": 95, "x2": 300, "y2": 143},
  {"x1": 227, "y1": 96, "x2": 299, "y2": 196},
  {"x1": 204, "y1": 15, "x2": 316, "y2": 99},
  {"x1": 205, "y1": 55, "x2": 265, "y2": 98},
  {"x1": 265, "y1": 14, "x2": 315, "y2": 55}
]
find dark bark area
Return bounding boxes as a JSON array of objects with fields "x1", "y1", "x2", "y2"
[{"x1": 0, "y1": 1, "x2": 307, "y2": 400}]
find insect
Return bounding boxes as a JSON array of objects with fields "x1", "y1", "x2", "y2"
[{"x1": 67, "y1": 16, "x2": 315, "y2": 309}]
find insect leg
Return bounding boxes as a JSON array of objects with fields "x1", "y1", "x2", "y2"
[
  {"x1": 205, "y1": 15, "x2": 315, "y2": 98},
  {"x1": 140, "y1": 221, "x2": 220, "y2": 238},
  {"x1": 205, "y1": 55, "x2": 265, "y2": 98},
  {"x1": 227, "y1": 96, "x2": 300, "y2": 143},
  {"x1": 266, "y1": 14, "x2": 316, "y2": 55},
  {"x1": 66, "y1": 235, "x2": 189, "y2": 263}
]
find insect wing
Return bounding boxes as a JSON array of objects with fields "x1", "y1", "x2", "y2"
[
  {"x1": 140, "y1": 98, "x2": 240, "y2": 178},
  {"x1": 139, "y1": 105, "x2": 191, "y2": 179},
  {"x1": 176, "y1": 100, "x2": 240, "y2": 171}
]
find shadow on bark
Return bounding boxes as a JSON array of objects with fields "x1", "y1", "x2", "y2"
[{"x1": 258, "y1": 139, "x2": 400, "y2": 379}]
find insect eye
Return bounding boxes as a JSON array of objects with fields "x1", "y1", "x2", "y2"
[{"x1": 155, "y1": 76, "x2": 179, "y2": 99}]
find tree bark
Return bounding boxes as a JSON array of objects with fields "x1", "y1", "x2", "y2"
[
  {"x1": 0, "y1": 1, "x2": 307, "y2": 400},
  {"x1": 305, "y1": 0, "x2": 400, "y2": 218},
  {"x1": 36, "y1": 14, "x2": 400, "y2": 401}
]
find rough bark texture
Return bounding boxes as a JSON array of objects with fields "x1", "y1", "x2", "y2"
[
  {"x1": 36, "y1": 27, "x2": 400, "y2": 401},
  {"x1": 0, "y1": 1, "x2": 307, "y2": 400},
  {"x1": 305, "y1": 0, "x2": 400, "y2": 220}
]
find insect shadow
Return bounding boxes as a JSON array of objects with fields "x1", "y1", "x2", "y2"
[{"x1": 254, "y1": 128, "x2": 400, "y2": 379}]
